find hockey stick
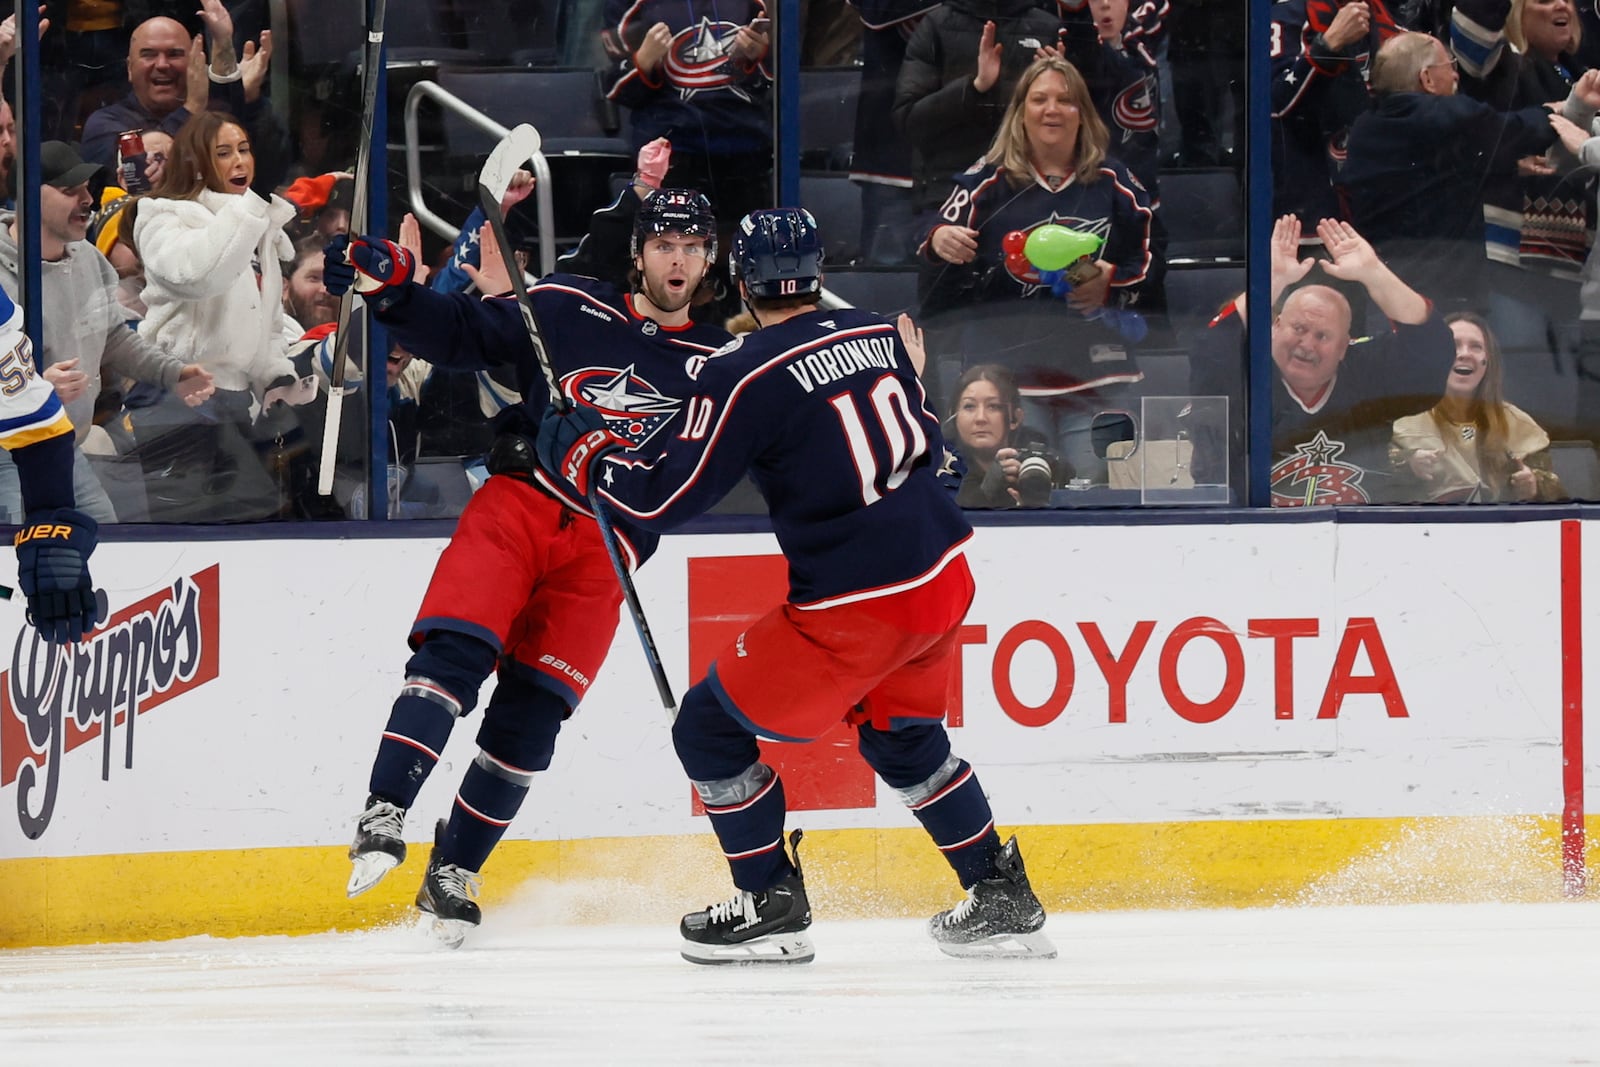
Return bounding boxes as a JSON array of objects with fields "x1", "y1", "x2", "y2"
[
  {"x1": 318, "y1": 0, "x2": 387, "y2": 497},
  {"x1": 475, "y1": 126, "x2": 679, "y2": 715}
]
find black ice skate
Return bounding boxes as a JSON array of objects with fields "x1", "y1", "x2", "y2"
[
  {"x1": 346, "y1": 794, "x2": 407, "y2": 898},
  {"x1": 415, "y1": 820, "x2": 483, "y2": 949},
  {"x1": 680, "y1": 829, "x2": 814, "y2": 965},
  {"x1": 929, "y1": 835, "x2": 1056, "y2": 959}
]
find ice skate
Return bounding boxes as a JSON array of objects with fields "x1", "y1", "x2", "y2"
[
  {"x1": 929, "y1": 835, "x2": 1056, "y2": 959},
  {"x1": 416, "y1": 820, "x2": 482, "y2": 949},
  {"x1": 680, "y1": 829, "x2": 814, "y2": 965},
  {"x1": 346, "y1": 794, "x2": 407, "y2": 897}
]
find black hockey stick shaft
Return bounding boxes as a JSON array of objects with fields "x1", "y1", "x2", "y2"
[
  {"x1": 475, "y1": 149, "x2": 678, "y2": 715},
  {"x1": 319, "y1": 0, "x2": 387, "y2": 496}
]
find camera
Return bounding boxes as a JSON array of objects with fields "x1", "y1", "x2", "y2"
[{"x1": 1014, "y1": 444, "x2": 1062, "y2": 508}]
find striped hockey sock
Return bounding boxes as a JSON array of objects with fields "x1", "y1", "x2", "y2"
[
  {"x1": 703, "y1": 770, "x2": 793, "y2": 892},
  {"x1": 907, "y1": 760, "x2": 1002, "y2": 888},
  {"x1": 439, "y1": 753, "x2": 533, "y2": 873},
  {"x1": 367, "y1": 677, "x2": 462, "y2": 809}
]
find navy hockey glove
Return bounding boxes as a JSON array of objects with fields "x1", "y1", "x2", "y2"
[
  {"x1": 322, "y1": 234, "x2": 415, "y2": 310},
  {"x1": 535, "y1": 404, "x2": 620, "y2": 497},
  {"x1": 15, "y1": 509, "x2": 102, "y2": 645}
]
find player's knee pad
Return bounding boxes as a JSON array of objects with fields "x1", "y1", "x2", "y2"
[
  {"x1": 403, "y1": 630, "x2": 499, "y2": 716},
  {"x1": 856, "y1": 720, "x2": 955, "y2": 795},
  {"x1": 672, "y1": 680, "x2": 761, "y2": 783},
  {"x1": 475, "y1": 674, "x2": 570, "y2": 775}
]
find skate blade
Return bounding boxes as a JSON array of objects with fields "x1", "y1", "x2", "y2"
[
  {"x1": 425, "y1": 916, "x2": 477, "y2": 950},
  {"x1": 934, "y1": 930, "x2": 1057, "y2": 960},
  {"x1": 346, "y1": 852, "x2": 400, "y2": 898},
  {"x1": 680, "y1": 931, "x2": 815, "y2": 965}
]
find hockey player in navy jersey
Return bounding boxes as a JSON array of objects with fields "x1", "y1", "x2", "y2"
[
  {"x1": 0, "y1": 286, "x2": 102, "y2": 646},
  {"x1": 322, "y1": 189, "x2": 732, "y2": 946},
  {"x1": 539, "y1": 208, "x2": 1054, "y2": 964}
]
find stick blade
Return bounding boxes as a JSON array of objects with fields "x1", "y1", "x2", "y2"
[{"x1": 479, "y1": 124, "x2": 543, "y2": 203}]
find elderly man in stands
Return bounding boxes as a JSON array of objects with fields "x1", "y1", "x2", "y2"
[
  {"x1": 80, "y1": 0, "x2": 288, "y2": 193},
  {"x1": 1270, "y1": 0, "x2": 1403, "y2": 224},
  {"x1": 1342, "y1": 31, "x2": 1579, "y2": 311},
  {"x1": 1195, "y1": 215, "x2": 1454, "y2": 506}
]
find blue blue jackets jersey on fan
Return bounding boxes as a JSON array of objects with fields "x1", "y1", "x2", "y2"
[
  {"x1": 594, "y1": 307, "x2": 973, "y2": 607},
  {"x1": 372, "y1": 273, "x2": 730, "y2": 567}
]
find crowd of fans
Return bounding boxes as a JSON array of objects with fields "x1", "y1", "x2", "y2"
[{"x1": 3, "y1": 0, "x2": 1595, "y2": 522}]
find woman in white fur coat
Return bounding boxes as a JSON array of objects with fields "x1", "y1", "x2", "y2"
[{"x1": 126, "y1": 111, "x2": 308, "y2": 521}]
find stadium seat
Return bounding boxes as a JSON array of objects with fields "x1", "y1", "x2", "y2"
[
  {"x1": 799, "y1": 173, "x2": 862, "y2": 266},
  {"x1": 1548, "y1": 440, "x2": 1600, "y2": 501},
  {"x1": 821, "y1": 266, "x2": 920, "y2": 318},
  {"x1": 289, "y1": 0, "x2": 479, "y2": 70},
  {"x1": 799, "y1": 67, "x2": 861, "y2": 171},
  {"x1": 436, "y1": 68, "x2": 630, "y2": 159},
  {"x1": 1160, "y1": 168, "x2": 1245, "y2": 263},
  {"x1": 1164, "y1": 263, "x2": 1244, "y2": 349}
]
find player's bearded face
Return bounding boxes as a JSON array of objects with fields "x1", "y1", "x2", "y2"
[{"x1": 636, "y1": 233, "x2": 712, "y2": 313}]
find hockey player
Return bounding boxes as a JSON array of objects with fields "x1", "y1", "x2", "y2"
[
  {"x1": 538, "y1": 208, "x2": 1054, "y2": 964},
  {"x1": 0, "y1": 286, "x2": 101, "y2": 645},
  {"x1": 322, "y1": 189, "x2": 732, "y2": 946}
]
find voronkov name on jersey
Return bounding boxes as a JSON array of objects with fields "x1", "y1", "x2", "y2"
[{"x1": 786, "y1": 335, "x2": 901, "y2": 393}]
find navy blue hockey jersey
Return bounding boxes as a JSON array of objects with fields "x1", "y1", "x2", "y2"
[
  {"x1": 373, "y1": 274, "x2": 731, "y2": 567},
  {"x1": 593, "y1": 307, "x2": 973, "y2": 608},
  {"x1": 602, "y1": 0, "x2": 772, "y2": 156}
]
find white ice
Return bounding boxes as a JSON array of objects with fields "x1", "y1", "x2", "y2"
[{"x1": 4, "y1": 900, "x2": 1600, "y2": 1065}]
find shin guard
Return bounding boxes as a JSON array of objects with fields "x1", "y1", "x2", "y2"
[
  {"x1": 440, "y1": 751, "x2": 533, "y2": 873},
  {"x1": 367, "y1": 678, "x2": 463, "y2": 809},
  {"x1": 696, "y1": 764, "x2": 794, "y2": 892}
]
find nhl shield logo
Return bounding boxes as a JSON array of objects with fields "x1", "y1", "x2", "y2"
[{"x1": 641, "y1": 320, "x2": 659, "y2": 336}]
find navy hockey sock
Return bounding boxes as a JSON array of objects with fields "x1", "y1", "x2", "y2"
[
  {"x1": 367, "y1": 678, "x2": 462, "y2": 809},
  {"x1": 854, "y1": 722, "x2": 1001, "y2": 888},
  {"x1": 907, "y1": 760, "x2": 1002, "y2": 888},
  {"x1": 439, "y1": 755, "x2": 531, "y2": 873},
  {"x1": 702, "y1": 767, "x2": 794, "y2": 892}
]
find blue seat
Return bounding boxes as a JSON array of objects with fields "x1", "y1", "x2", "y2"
[
  {"x1": 800, "y1": 174, "x2": 862, "y2": 266},
  {"x1": 1165, "y1": 264, "x2": 1244, "y2": 349},
  {"x1": 288, "y1": 0, "x2": 479, "y2": 70},
  {"x1": 822, "y1": 267, "x2": 920, "y2": 318},
  {"x1": 436, "y1": 68, "x2": 631, "y2": 160},
  {"x1": 799, "y1": 67, "x2": 861, "y2": 171},
  {"x1": 1160, "y1": 168, "x2": 1245, "y2": 263}
]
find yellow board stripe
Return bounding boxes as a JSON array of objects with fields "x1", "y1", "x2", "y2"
[{"x1": 2, "y1": 816, "x2": 1595, "y2": 949}]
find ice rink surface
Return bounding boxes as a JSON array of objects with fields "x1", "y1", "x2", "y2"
[{"x1": 4, "y1": 899, "x2": 1599, "y2": 1066}]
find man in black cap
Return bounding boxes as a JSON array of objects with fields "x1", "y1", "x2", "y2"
[{"x1": 0, "y1": 141, "x2": 214, "y2": 523}]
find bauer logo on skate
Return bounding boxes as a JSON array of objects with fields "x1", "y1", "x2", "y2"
[{"x1": 0, "y1": 564, "x2": 221, "y2": 839}]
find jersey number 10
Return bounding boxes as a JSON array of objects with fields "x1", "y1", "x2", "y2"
[{"x1": 829, "y1": 377, "x2": 928, "y2": 506}]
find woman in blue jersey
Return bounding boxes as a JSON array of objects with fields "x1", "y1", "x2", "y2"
[{"x1": 919, "y1": 54, "x2": 1155, "y2": 485}]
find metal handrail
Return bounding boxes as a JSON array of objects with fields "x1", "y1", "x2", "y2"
[{"x1": 403, "y1": 80, "x2": 557, "y2": 277}]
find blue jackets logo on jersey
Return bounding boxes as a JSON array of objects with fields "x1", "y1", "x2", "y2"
[
  {"x1": 565, "y1": 364, "x2": 683, "y2": 449},
  {"x1": 665, "y1": 18, "x2": 754, "y2": 100}
]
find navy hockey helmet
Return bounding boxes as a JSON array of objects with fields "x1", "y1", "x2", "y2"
[
  {"x1": 632, "y1": 188, "x2": 717, "y2": 262},
  {"x1": 731, "y1": 208, "x2": 823, "y2": 300}
]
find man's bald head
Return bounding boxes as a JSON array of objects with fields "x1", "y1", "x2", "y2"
[
  {"x1": 128, "y1": 18, "x2": 192, "y2": 116},
  {"x1": 1271, "y1": 284, "x2": 1354, "y2": 401}
]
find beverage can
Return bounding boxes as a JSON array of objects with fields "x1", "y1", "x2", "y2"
[{"x1": 117, "y1": 130, "x2": 149, "y2": 193}]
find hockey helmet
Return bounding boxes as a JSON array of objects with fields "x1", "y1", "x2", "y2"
[
  {"x1": 731, "y1": 208, "x2": 823, "y2": 300},
  {"x1": 632, "y1": 188, "x2": 717, "y2": 263}
]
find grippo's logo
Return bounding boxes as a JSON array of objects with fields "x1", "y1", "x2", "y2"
[{"x1": 0, "y1": 564, "x2": 221, "y2": 839}]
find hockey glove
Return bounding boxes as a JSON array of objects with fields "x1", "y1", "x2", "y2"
[
  {"x1": 322, "y1": 234, "x2": 416, "y2": 310},
  {"x1": 535, "y1": 403, "x2": 620, "y2": 497},
  {"x1": 15, "y1": 508, "x2": 102, "y2": 645}
]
